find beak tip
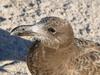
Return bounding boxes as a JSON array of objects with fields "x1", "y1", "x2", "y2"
[
  {"x1": 10, "y1": 30, "x2": 16, "y2": 35},
  {"x1": 10, "y1": 32, "x2": 17, "y2": 36},
  {"x1": 10, "y1": 27, "x2": 17, "y2": 35}
]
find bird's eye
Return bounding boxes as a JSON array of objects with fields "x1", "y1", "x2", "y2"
[
  {"x1": 48, "y1": 27, "x2": 56, "y2": 33},
  {"x1": 22, "y1": 28, "x2": 25, "y2": 31}
]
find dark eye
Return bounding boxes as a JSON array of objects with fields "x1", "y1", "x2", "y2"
[
  {"x1": 48, "y1": 27, "x2": 56, "y2": 33},
  {"x1": 22, "y1": 28, "x2": 25, "y2": 31}
]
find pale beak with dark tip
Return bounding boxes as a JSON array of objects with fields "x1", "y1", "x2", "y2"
[{"x1": 10, "y1": 25, "x2": 41, "y2": 36}]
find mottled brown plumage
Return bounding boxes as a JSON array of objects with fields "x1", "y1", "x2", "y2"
[{"x1": 11, "y1": 16, "x2": 100, "y2": 75}]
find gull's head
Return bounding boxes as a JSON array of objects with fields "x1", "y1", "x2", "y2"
[{"x1": 11, "y1": 16, "x2": 74, "y2": 49}]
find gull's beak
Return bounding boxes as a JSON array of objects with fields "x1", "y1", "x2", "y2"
[{"x1": 10, "y1": 24, "x2": 42, "y2": 36}]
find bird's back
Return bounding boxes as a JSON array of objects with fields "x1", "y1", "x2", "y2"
[
  {"x1": 74, "y1": 38, "x2": 100, "y2": 50},
  {"x1": 71, "y1": 38, "x2": 100, "y2": 75}
]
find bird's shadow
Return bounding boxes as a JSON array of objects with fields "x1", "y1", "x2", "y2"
[{"x1": 0, "y1": 28, "x2": 32, "y2": 72}]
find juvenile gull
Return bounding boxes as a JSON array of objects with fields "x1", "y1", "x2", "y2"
[{"x1": 11, "y1": 16, "x2": 100, "y2": 75}]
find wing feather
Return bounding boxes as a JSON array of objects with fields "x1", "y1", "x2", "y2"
[{"x1": 73, "y1": 49, "x2": 100, "y2": 75}]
